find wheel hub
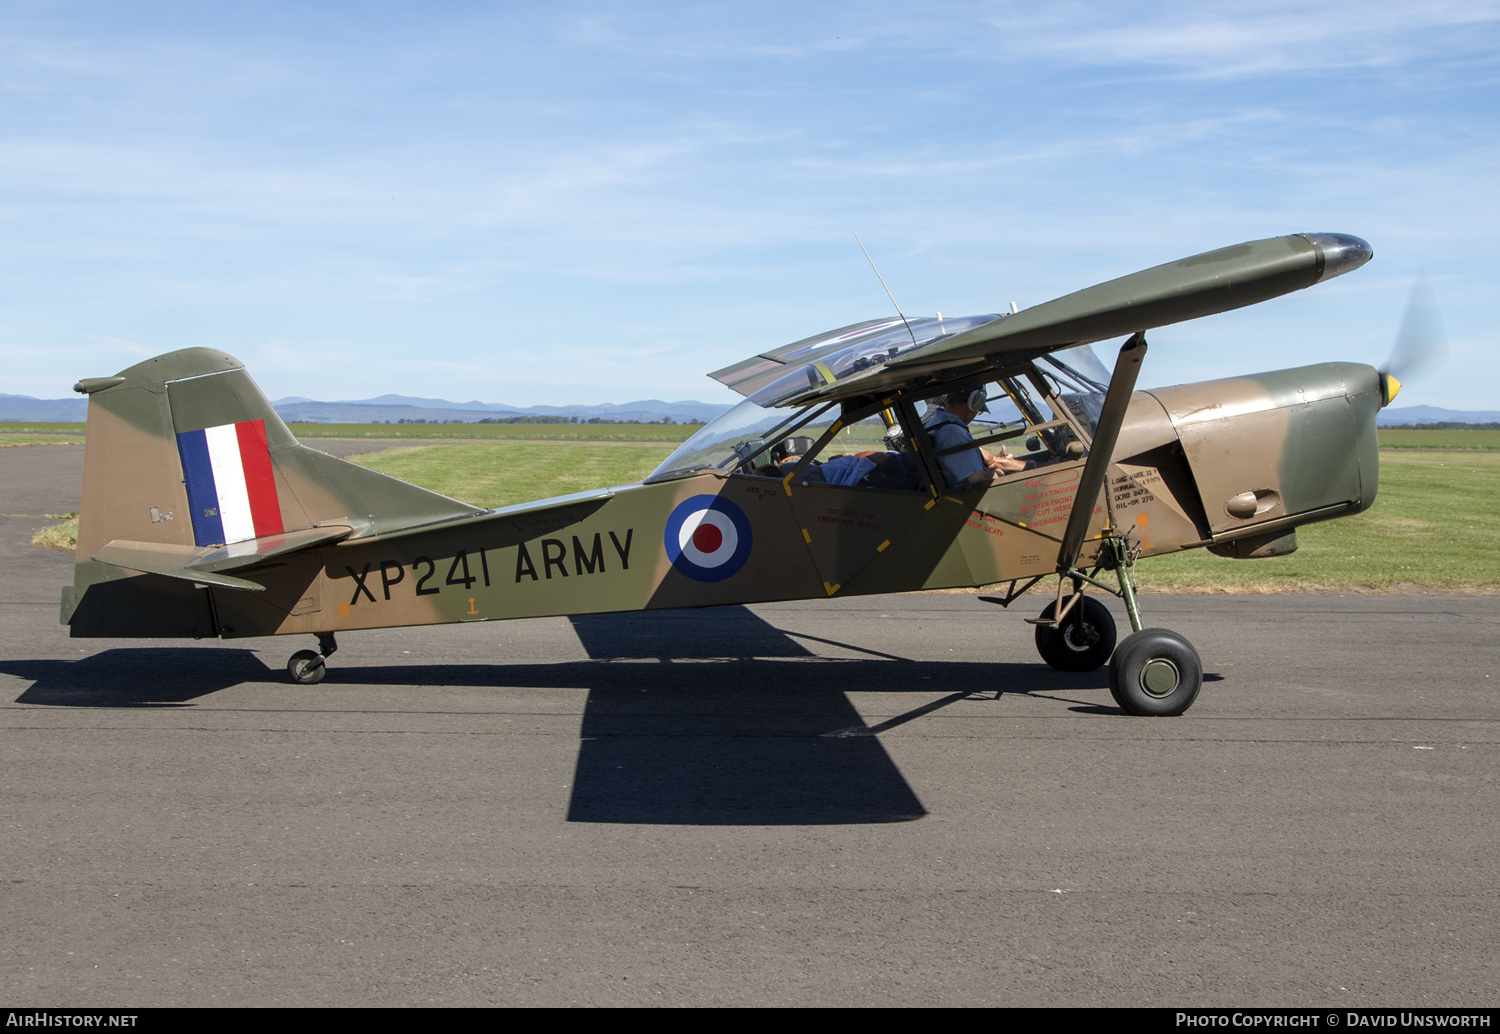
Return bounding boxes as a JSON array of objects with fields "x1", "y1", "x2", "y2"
[
  {"x1": 1140, "y1": 658, "x2": 1180, "y2": 698},
  {"x1": 1062, "y1": 620, "x2": 1099, "y2": 652}
]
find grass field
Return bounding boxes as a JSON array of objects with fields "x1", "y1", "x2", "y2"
[
  {"x1": 1135, "y1": 451, "x2": 1500, "y2": 592},
  {"x1": 1376, "y1": 429, "x2": 1500, "y2": 450},
  {"x1": 28, "y1": 514, "x2": 78, "y2": 551},
  {"x1": 288, "y1": 421, "x2": 702, "y2": 442},
  {"x1": 347, "y1": 440, "x2": 679, "y2": 509},
  {"x1": 343, "y1": 420, "x2": 895, "y2": 508},
  {"x1": 0, "y1": 423, "x2": 85, "y2": 445}
]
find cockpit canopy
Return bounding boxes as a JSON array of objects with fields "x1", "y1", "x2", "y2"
[
  {"x1": 724, "y1": 314, "x2": 1008, "y2": 409},
  {"x1": 648, "y1": 325, "x2": 1110, "y2": 486}
]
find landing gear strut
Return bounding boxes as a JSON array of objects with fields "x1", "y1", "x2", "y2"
[
  {"x1": 1029, "y1": 535, "x2": 1204, "y2": 716},
  {"x1": 287, "y1": 632, "x2": 337, "y2": 686},
  {"x1": 996, "y1": 332, "x2": 1203, "y2": 715}
]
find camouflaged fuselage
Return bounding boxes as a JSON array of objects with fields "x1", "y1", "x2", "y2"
[{"x1": 61, "y1": 347, "x2": 1382, "y2": 642}]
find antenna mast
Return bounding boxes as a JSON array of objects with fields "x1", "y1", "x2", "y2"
[{"x1": 852, "y1": 231, "x2": 919, "y2": 348}]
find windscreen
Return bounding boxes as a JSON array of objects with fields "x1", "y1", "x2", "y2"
[
  {"x1": 646, "y1": 398, "x2": 834, "y2": 482},
  {"x1": 1038, "y1": 343, "x2": 1109, "y2": 437}
]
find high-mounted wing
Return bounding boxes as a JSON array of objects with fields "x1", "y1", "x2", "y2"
[{"x1": 715, "y1": 233, "x2": 1371, "y2": 408}]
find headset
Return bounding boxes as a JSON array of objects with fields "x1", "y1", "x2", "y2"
[{"x1": 944, "y1": 386, "x2": 989, "y2": 414}]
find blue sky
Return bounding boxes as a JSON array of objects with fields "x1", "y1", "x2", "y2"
[{"x1": 2, "y1": 1, "x2": 1496, "y2": 409}]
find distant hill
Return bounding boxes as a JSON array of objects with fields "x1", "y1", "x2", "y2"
[
  {"x1": 0, "y1": 391, "x2": 732, "y2": 425},
  {"x1": 6, "y1": 392, "x2": 1494, "y2": 429},
  {"x1": 1376, "y1": 406, "x2": 1500, "y2": 426},
  {"x1": 267, "y1": 395, "x2": 733, "y2": 425},
  {"x1": 0, "y1": 394, "x2": 88, "y2": 421}
]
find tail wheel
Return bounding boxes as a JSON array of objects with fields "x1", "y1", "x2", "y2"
[
  {"x1": 1108, "y1": 628, "x2": 1203, "y2": 716},
  {"x1": 287, "y1": 649, "x2": 326, "y2": 686},
  {"x1": 1034, "y1": 596, "x2": 1117, "y2": 672}
]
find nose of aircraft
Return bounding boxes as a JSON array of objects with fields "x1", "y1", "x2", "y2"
[
  {"x1": 1304, "y1": 233, "x2": 1374, "y2": 282},
  {"x1": 1271, "y1": 360, "x2": 1385, "y2": 519}
]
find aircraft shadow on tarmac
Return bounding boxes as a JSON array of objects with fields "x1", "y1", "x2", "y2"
[
  {"x1": 4, "y1": 647, "x2": 273, "y2": 707},
  {"x1": 558, "y1": 607, "x2": 1118, "y2": 824},
  {"x1": 4, "y1": 607, "x2": 1150, "y2": 825}
]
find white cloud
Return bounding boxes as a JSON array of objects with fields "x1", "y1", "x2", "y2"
[
  {"x1": 986, "y1": 1, "x2": 1500, "y2": 77},
  {"x1": 0, "y1": 1, "x2": 1494, "y2": 407}
]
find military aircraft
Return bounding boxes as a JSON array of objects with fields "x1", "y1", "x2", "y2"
[{"x1": 61, "y1": 232, "x2": 1395, "y2": 716}]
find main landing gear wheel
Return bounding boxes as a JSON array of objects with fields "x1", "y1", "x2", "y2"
[
  {"x1": 1108, "y1": 628, "x2": 1203, "y2": 716},
  {"x1": 1034, "y1": 596, "x2": 1117, "y2": 672},
  {"x1": 286, "y1": 650, "x2": 326, "y2": 685}
]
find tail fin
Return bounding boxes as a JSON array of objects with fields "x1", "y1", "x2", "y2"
[{"x1": 64, "y1": 348, "x2": 482, "y2": 635}]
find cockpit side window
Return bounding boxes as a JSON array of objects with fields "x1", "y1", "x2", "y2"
[
  {"x1": 909, "y1": 365, "x2": 1097, "y2": 485},
  {"x1": 931, "y1": 376, "x2": 1081, "y2": 475}
]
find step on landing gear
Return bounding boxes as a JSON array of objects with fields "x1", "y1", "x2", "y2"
[
  {"x1": 1026, "y1": 535, "x2": 1203, "y2": 716},
  {"x1": 287, "y1": 632, "x2": 337, "y2": 686}
]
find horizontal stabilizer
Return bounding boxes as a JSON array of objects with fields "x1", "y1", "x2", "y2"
[
  {"x1": 93, "y1": 541, "x2": 268, "y2": 590},
  {"x1": 92, "y1": 525, "x2": 356, "y2": 591},
  {"x1": 187, "y1": 525, "x2": 355, "y2": 571}
]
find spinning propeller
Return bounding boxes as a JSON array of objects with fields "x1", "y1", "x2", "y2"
[{"x1": 1378, "y1": 273, "x2": 1447, "y2": 407}]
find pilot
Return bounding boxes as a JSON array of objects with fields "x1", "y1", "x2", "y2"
[{"x1": 924, "y1": 387, "x2": 1029, "y2": 488}]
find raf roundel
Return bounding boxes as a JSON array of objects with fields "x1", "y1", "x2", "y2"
[{"x1": 663, "y1": 495, "x2": 753, "y2": 582}]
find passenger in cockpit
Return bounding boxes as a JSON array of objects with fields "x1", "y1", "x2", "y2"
[{"x1": 761, "y1": 444, "x2": 913, "y2": 490}]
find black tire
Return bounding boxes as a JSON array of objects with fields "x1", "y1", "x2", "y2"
[
  {"x1": 1034, "y1": 596, "x2": 1117, "y2": 672},
  {"x1": 1108, "y1": 628, "x2": 1202, "y2": 716},
  {"x1": 287, "y1": 649, "x2": 326, "y2": 686}
]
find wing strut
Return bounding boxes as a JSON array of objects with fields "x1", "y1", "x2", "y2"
[
  {"x1": 1055, "y1": 332, "x2": 1147, "y2": 575},
  {"x1": 1025, "y1": 329, "x2": 1206, "y2": 714}
]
